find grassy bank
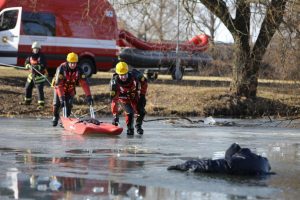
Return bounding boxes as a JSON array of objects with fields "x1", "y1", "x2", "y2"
[{"x1": 0, "y1": 66, "x2": 300, "y2": 119}]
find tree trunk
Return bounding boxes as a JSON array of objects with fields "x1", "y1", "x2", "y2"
[
  {"x1": 197, "y1": 0, "x2": 288, "y2": 99},
  {"x1": 231, "y1": 37, "x2": 259, "y2": 98}
]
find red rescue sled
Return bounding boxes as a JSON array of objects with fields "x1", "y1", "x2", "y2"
[
  {"x1": 60, "y1": 106, "x2": 123, "y2": 135},
  {"x1": 61, "y1": 117, "x2": 123, "y2": 135}
]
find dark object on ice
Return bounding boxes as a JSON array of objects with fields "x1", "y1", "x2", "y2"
[
  {"x1": 76, "y1": 117, "x2": 101, "y2": 125},
  {"x1": 168, "y1": 143, "x2": 272, "y2": 176}
]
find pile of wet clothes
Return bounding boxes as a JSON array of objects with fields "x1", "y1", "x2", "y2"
[{"x1": 168, "y1": 143, "x2": 273, "y2": 176}]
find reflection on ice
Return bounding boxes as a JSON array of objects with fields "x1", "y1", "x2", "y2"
[
  {"x1": 92, "y1": 186, "x2": 104, "y2": 193},
  {"x1": 6, "y1": 168, "x2": 19, "y2": 199},
  {"x1": 2, "y1": 171, "x2": 148, "y2": 200}
]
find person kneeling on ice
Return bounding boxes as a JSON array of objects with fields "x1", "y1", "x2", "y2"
[
  {"x1": 110, "y1": 61, "x2": 148, "y2": 135},
  {"x1": 51, "y1": 52, "x2": 93, "y2": 126},
  {"x1": 168, "y1": 143, "x2": 272, "y2": 176}
]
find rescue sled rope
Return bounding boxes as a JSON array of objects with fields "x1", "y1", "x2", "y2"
[
  {"x1": 0, "y1": 63, "x2": 52, "y2": 87},
  {"x1": 71, "y1": 105, "x2": 108, "y2": 119}
]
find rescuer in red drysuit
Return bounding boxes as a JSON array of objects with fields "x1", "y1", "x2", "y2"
[
  {"x1": 110, "y1": 62, "x2": 148, "y2": 135},
  {"x1": 51, "y1": 52, "x2": 93, "y2": 126}
]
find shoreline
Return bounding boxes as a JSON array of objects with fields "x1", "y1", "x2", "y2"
[
  {"x1": 1, "y1": 67, "x2": 300, "y2": 120},
  {"x1": 2, "y1": 115, "x2": 300, "y2": 130}
]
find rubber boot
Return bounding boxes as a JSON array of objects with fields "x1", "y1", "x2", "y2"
[
  {"x1": 127, "y1": 128, "x2": 134, "y2": 136},
  {"x1": 136, "y1": 124, "x2": 144, "y2": 135},
  {"x1": 37, "y1": 102, "x2": 45, "y2": 110},
  {"x1": 126, "y1": 113, "x2": 134, "y2": 136},
  {"x1": 136, "y1": 113, "x2": 145, "y2": 135},
  {"x1": 52, "y1": 116, "x2": 59, "y2": 127},
  {"x1": 52, "y1": 105, "x2": 60, "y2": 127},
  {"x1": 20, "y1": 99, "x2": 31, "y2": 105}
]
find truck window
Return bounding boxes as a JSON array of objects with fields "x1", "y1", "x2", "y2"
[
  {"x1": 22, "y1": 12, "x2": 56, "y2": 36},
  {"x1": 0, "y1": 10, "x2": 19, "y2": 31}
]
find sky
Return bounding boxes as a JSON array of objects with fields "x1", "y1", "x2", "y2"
[
  {"x1": 208, "y1": 21, "x2": 234, "y2": 44},
  {"x1": 207, "y1": 2, "x2": 265, "y2": 44},
  {"x1": 111, "y1": 0, "x2": 264, "y2": 44}
]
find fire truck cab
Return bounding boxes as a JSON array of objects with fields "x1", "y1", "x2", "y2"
[{"x1": 0, "y1": 0, "x2": 119, "y2": 76}]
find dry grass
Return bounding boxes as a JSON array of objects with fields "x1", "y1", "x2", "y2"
[
  {"x1": 147, "y1": 84, "x2": 227, "y2": 116},
  {"x1": 1, "y1": 66, "x2": 300, "y2": 118}
]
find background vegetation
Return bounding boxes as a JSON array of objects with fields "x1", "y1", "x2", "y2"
[{"x1": 1, "y1": 67, "x2": 300, "y2": 119}]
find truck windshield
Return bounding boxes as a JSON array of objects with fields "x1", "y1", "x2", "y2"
[{"x1": 0, "y1": 10, "x2": 19, "y2": 31}]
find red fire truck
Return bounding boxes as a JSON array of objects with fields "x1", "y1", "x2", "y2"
[{"x1": 0, "y1": 0, "x2": 119, "y2": 76}]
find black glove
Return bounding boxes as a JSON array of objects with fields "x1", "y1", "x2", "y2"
[
  {"x1": 139, "y1": 94, "x2": 146, "y2": 107},
  {"x1": 129, "y1": 92, "x2": 136, "y2": 99},
  {"x1": 59, "y1": 96, "x2": 65, "y2": 107},
  {"x1": 110, "y1": 91, "x2": 116, "y2": 99},
  {"x1": 86, "y1": 95, "x2": 93, "y2": 106},
  {"x1": 112, "y1": 115, "x2": 119, "y2": 126}
]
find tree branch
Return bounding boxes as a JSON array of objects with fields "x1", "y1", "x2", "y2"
[
  {"x1": 198, "y1": 0, "x2": 236, "y2": 34},
  {"x1": 252, "y1": 0, "x2": 288, "y2": 61}
]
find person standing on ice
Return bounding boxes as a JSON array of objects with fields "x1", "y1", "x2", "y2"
[
  {"x1": 51, "y1": 52, "x2": 93, "y2": 126},
  {"x1": 110, "y1": 61, "x2": 148, "y2": 135}
]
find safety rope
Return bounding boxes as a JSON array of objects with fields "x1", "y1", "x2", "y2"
[{"x1": 0, "y1": 63, "x2": 53, "y2": 87}]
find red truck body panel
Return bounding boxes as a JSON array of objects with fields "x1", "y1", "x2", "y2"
[{"x1": 0, "y1": 0, "x2": 119, "y2": 74}]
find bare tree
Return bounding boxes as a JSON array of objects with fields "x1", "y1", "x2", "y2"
[
  {"x1": 183, "y1": 0, "x2": 290, "y2": 98},
  {"x1": 111, "y1": 0, "x2": 219, "y2": 42},
  {"x1": 111, "y1": 0, "x2": 179, "y2": 41},
  {"x1": 182, "y1": 1, "x2": 221, "y2": 43}
]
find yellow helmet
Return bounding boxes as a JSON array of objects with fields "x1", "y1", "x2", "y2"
[
  {"x1": 66, "y1": 52, "x2": 78, "y2": 62},
  {"x1": 116, "y1": 62, "x2": 128, "y2": 75}
]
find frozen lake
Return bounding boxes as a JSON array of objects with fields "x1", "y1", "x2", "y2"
[{"x1": 0, "y1": 117, "x2": 299, "y2": 200}]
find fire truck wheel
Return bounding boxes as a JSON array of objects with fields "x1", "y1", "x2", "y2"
[{"x1": 79, "y1": 59, "x2": 94, "y2": 77}]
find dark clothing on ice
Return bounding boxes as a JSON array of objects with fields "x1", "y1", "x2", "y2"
[{"x1": 168, "y1": 143, "x2": 272, "y2": 176}]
